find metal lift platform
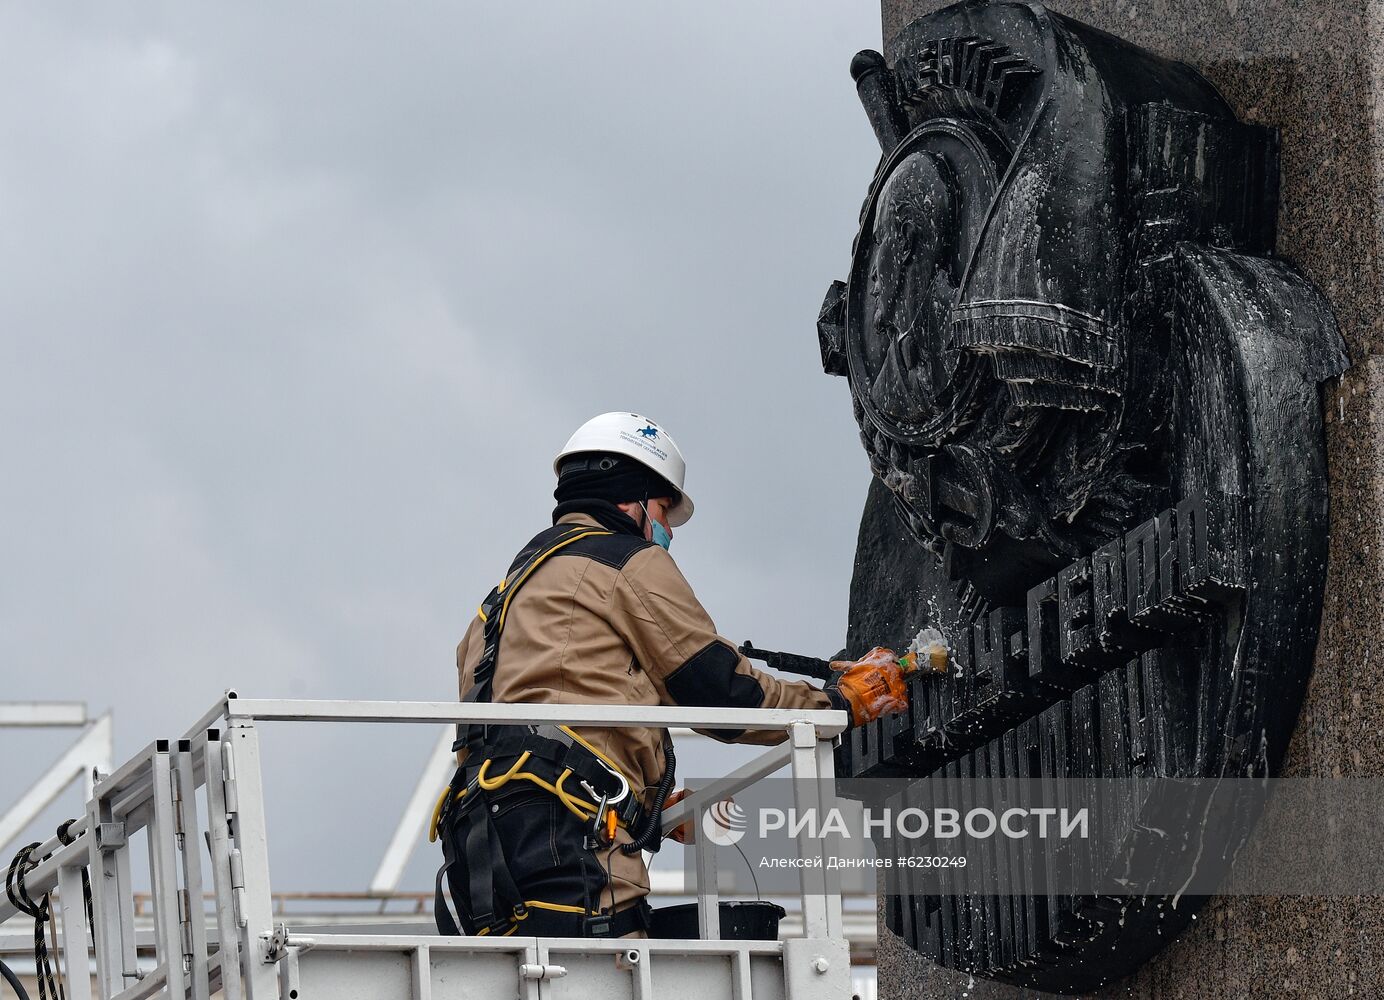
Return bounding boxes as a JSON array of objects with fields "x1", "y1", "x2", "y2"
[{"x1": 0, "y1": 694, "x2": 854, "y2": 999}]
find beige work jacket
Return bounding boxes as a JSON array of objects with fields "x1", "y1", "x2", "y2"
[{"x1": 456, "y1": 511, "x2": 832, "y2": 910}]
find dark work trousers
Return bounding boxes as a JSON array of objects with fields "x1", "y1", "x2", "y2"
[{"x1": 436, "y1": 785, "x2": 646, "y2": 937}]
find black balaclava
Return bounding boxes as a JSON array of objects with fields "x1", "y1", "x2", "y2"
[{"x1": 552, "y1": 453, "x2": 680, "y2": 536}]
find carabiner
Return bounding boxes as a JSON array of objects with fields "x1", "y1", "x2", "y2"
[
  {"x1": 592, "y1": 758, "x2": 631, "y2": 806},
  {"x1": 588, "y1": 793, "x2": 612, "y2": 848},
  {"x1": 580, "y1": 766, "x2": 629, "y2": 808}
]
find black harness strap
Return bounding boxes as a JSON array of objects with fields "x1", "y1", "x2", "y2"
[
  {"x1": 463, "y1": 726, "x2": 633, "y2": 807},
  {"x1": 441, "y1": 523, "x2": 618, "y2": 936},
  {"x1": 436, "y1": 520, "x2": 679, "y2": 937},
  {"x1": 471, "y1": 524, "x2": 603, "y2": 696},
  {"x1": 462, "y1": 796, "x2": 499, "y2": 930}
]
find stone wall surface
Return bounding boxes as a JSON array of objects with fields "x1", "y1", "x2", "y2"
[{"x1": 869, "y1": 1, "x2": 1384, "y2": 997}]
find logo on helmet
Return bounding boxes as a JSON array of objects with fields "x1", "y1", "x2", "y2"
[{"x1": 637, "y1": 425, "x2": 659, "y2": 440}]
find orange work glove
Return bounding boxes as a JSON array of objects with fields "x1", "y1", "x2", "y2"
[
  {"x1": 662, "y1": 787, "x2": 693, "y2": 844},
  {"x1": 827, "y1": 646, "x2": 910, "y2": 727}
]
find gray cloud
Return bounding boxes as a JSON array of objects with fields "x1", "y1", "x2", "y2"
[{"x1": 0, "y1": 1, "x2": 882, "y2": 890}]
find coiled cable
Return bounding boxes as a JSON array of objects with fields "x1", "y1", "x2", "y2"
[
  {"x1": 4, "y1": 843, "x2": 61, "y2": 1000},
  {"x1": 5, "y1": 818, "x2": 91, "y2": 1000},
  {"x1": 620, "y1": 733, "x2": 676, "y2": 855}
]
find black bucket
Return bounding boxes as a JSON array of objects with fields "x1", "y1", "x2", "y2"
[{"x1": 650, "y1": 901, "x2": 787, "y2": 941}]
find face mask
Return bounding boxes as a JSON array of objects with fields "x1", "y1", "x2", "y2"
[{"x1": 641, "y1": 503, "x2": 673, "y2": 551}]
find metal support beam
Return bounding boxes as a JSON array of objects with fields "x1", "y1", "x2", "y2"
[
  {"x1": 0, "y1": 714, "x2": 112, "y2": 853},
  {"x1": 369, "y1": 727, "x2": 455, "y2": 897},
  {"x1": 0, "y1": 702, "x2": 87, "y2": 727},
  {"x1": 409, "y1": 945, "x2": 433, "y2": 1000}
]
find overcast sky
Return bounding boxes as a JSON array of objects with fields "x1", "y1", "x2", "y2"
[{"x1": 0, "y1": 3, "x2": 883, "y2": 891}]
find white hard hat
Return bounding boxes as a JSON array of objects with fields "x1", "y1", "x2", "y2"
[{"x1": 554, "y1": 411, "x2": 695, "y2": 526}]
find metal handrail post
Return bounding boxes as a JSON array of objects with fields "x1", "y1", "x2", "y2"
[
  {"x1": 813, "y1": 732, "x2": 845, "y2": 940},
  {"x1": 202, "y1": 731, "x2": 244, "y2": 1000},
  {"x1": 175, "y1": 739, "x2": 212, "y2": 1000},
  {"x1": 56, "y1": 863, "x2": 93, "y2": 1000},
  {"x1": 788, "y1": 721, "x2": 830, "y2": 940},
  {"x1": 87, "y1": 794, "x2": 122, "y2": 995},
  {"x1": 693, "y1": 798, "x2": 719, "y2": 941},
  {"x1": 112, "y1": 820, "x2": 140, "y2": 987},
  {"x1": 223, "y1": 718, "x2": 280, "y2": 1000},
  {"x1": 150, "y1": 746, "x2": 188, "y2": 999}
]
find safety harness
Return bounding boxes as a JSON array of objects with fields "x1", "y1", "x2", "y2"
[{"x1": 433, "y1": 522, "x2": 671, "y2": 938}]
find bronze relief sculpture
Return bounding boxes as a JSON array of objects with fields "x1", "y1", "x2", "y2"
[{"x1": 821, "y1": 0, "x2": 1348, "y2": 990}]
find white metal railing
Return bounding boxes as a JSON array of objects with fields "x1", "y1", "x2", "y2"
[
  {"x1": 368, "y1": 724, "x2": 777, "y2": 899},
  {"x1": 0, "y1": 691, "x2": 852, "y2": 1000}
]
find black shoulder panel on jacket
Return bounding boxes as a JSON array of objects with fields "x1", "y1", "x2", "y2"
[
  {"x1": 665, "y1": 640, "x2": 765, "y2": 741},
  {"x1": 665, "y1": 639, "x2": 766, "y2": 709},
  {"x1": 555, "y1": 531, "x2": 655, "y2": 571}
]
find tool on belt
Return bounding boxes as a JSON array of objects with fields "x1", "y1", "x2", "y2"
[{"x1": 432, "y1": 523, "x2": 674, "y2": 939}]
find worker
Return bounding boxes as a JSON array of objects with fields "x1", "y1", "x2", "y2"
[{"x1": 433, "y1": 411, "x2": 909, "y2": 939}]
